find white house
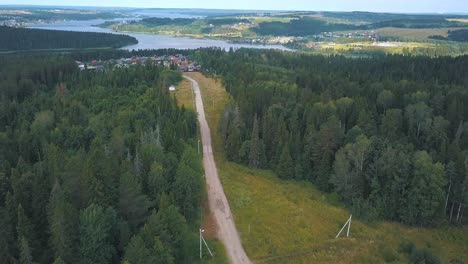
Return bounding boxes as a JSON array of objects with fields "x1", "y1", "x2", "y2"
[{"x1": 169, "y1": 85, "x2": 176, "y2": 91}]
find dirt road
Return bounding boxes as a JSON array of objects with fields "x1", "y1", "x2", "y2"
[{"x1": 183, "y1": 75, "x2": 252, "y2": 264}]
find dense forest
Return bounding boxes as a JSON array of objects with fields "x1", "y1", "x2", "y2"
[
  {"x1": 252, "y1": 18, "x2": 358, "y2": 36},
  {"x1": 253, "y1": 16, "x2": 467, "y2": 37},
  {"x1": 206, "y1": 18, "x2": 250, "y2": 26},
  {"x1": 0, "y1": 8, "x2": 126, "y2": 22},
  {"x1": 0, "y1": 53, "x2": 204, "y2": 263},
  {"x1": 322, "y1": 11, "x2": 468, "y2": 24},
  {"x1": 0, "y1": 26, "x2": 137, "y2": 51},
  {"x1": 194, "y1": 48, "x2": 468, "y2": 226},
  {"x1": 140, "y1": 17, "x2": 195, "y2": 27},
  {"x1": 431, "y1": 29, "x2": 468, "y2": 42},
  {"x1": 368, "y1": 18, "x2": 464, "y2": 29}
]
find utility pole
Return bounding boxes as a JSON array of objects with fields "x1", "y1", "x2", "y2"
[
  {"x1": 335, "y1": 215, "x2": 352, "y2": 239},
  {"x1": 199, "y1": 228, "x2": 213, "y2": 259},
  {"x1": 199, "y1": 228, "x2": 202, "y2": 259},
  {"x1": 191, "y1": 81, "x2": 195, "y2": 110},
  {"x1": 198, "y1": 139, "x2": 200, "y2": 154}
]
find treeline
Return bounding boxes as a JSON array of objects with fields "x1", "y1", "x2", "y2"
[
  {"x1": 206, "y1": 18, "x2": 250, "y2": 26},
  {"x1": 195, "y1": 48, "x2": 468, "y2": 226},
  {"x1": 0, "y1": 8, "x2": 125, "y2": 22},
  {"x1": 140, "y1": 17, "x2": 195, "y2": 27},
  {"x1": 431, "y1": 29, "x2": 468, "y2": 42},
  {"x1": 0, "y1": 54, "x2": 204, "y2": 263},
  {"x1": 369, "y1": 18, "x2": 464, "y2": 29},
  {"x1": 252, "y1": 17, "x2": 358, "y2": 36},
  {"x1": 0, "y1": 26, "x2": 137, "y2": 51},
  {"x1": 323, "y1": 11, "x2": 468, "y2": 24},
  {"x1": 253, "y1": 17, "x2": 467, "y2": 37}
]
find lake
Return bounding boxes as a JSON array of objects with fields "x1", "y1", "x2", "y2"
[{"x1": 29, "y1": 19, "x2": 291, "y2": 51}]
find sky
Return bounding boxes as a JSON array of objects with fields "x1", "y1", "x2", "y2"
[{"x1": 1, "y1": 0, "x2": 468, "y2": 13}]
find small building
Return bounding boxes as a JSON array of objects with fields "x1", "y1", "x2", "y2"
[{"x1": 169, "y1": 85, "x2": 176, "y2": 92}]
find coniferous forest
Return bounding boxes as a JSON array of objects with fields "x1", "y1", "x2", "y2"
[
  {"x1": 0, "y1": 46, "x2": 467, "y2": 264},
  {"x1": 195, "y1": 49, "x2": 468, "y2": 226},
  {"x1": 0, "y1": 54, "x2": 203, "y2": 264},
  {"x1": 0, "y1": 26, "x2": 138, "y2": 51}
]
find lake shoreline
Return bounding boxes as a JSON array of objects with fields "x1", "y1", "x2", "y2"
[{"x1": 28, "y1": 19, "x2": 291, "y2": 51}]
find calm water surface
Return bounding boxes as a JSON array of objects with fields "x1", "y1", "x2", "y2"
[{"x1": 29, "y1": 19, "x2": 290, "y2": 51}]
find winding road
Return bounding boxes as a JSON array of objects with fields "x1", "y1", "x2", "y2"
[{"x1": 183, "y1": 75, "x2": 252, "y2": 264}]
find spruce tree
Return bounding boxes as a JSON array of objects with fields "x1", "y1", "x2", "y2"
[
  {"x1": 277, "y1": 145, "x2": 294, "y2": 180},
  {"x1": 248, "y1": 116, "x2": 261, "y2": 168},
  {"x1": 79, "y1": 204, "x2": 117, "y2": 264},
  {"x1": 48, "y1": 181, "x2": 78, "y2": 263},
  {"x1": 19, "y1": 236, "x2": 35, "y2": 264}
]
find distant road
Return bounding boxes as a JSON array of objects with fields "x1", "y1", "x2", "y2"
[{"x1": 183, "y1": 75, "x2": 252, "y2": 264}]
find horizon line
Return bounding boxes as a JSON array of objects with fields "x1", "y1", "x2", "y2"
[{"x1": 1, "y1": 4, "x2": 468, "y2": 15}]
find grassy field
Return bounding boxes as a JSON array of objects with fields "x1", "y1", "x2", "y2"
[
  {"x1": 180, "y1": 72, "x2": 468, "y2": 264},
  {"x1": 376, "y1": 27, "x2": 457, "y2": 40},
  {"x1": 175, "y1": 78, "x2": 195, "y2": 111},
  {"x1": 299, "y1": 41, "x2": 435, "y2": 55},
  {"x1": 448, "y1": 18, "x2": 468, "y2": 24},
  {"x1": 326, "y1": 41, "x2": 432, "y2": 53}
]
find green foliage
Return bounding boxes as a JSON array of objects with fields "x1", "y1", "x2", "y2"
[
  {"x1": 253, "y1": 17, "x2": 358, "y2": 36},
  {"x1": 119, "y1": 172, "x2": 152, "y2": 230},
  {"x1": 331, "y1": 135, "x2": 371, "y2": 201},
  {"x1": 0, "y1": 207, "x2": 16, "y2": 264},
  {"x1": 123, "y1": 235, "x2": 173, "y2": 264},
  {"x1": 369, "y1": 18, "x2": 464, "y2": 28},
  {"x1": 19, "y1": 236, "x2": 35, "y2": 264},
  {"x1": 277, "y1": 145, "x2": 294, "y2": 179},
  {"x1": 79, "y1": 204, "x2": 117, "y2": 264},
  {"x1": 401, "y1": 151, "x2": 445, "y2": 225},
  {"x1": 206, "y1": 18, "x2": 250, "y2": 26},
  {"x1": 52, "y1": 257, "x2": 66, "y2": 264},
  {"x1": 172, "y1": 147, "x2": 203, "y2": 222},
  {"x1": 399, "y1": 240, "x2": 441, "y2": 264},
  {"x1": 48, "y1": 182, "x2": 78, "y2": 263},
  {"x1": 248, "y1": 116, "x2": 264, "y2": 168},
  {"x1": 139, "y1": 205, "x2": 188, "y2": 263},
  {"x1": 141, "y1": 17, "x2": 195, "y2": 27},
  {"x1": 0, "y1": 26, "x2": 137, "y2": 51},
  {"x1": 205, "y1": 48, "x2": 468, "y2": 226},
  {"x1": 0, "y1": 53, "x2": 204, "y2": 263}
]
